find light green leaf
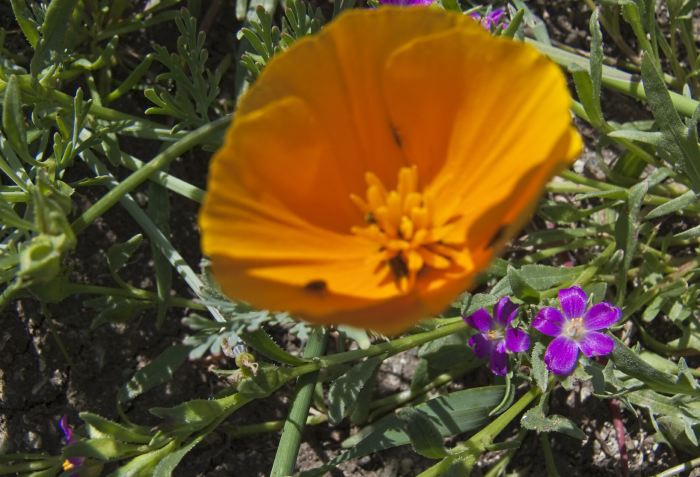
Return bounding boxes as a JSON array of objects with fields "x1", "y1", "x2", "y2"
[
  {"x1": 80, "y1": 412, "x2": 152, "y2": 444},
  {"x1": 645, "y1": 190, "x2": 696, "y2": 220}
]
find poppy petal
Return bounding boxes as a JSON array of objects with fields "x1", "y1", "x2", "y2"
[
  {"x1": 579, "y1": 332, "x2": 615, "y2": 358},
  {"x1": 505, "y1": 327, "x2": 530, "y2": 353},
  {"x1": 532, "y1": 307, "x2": 565, "y2": 336},
  {"x1": 558, "y1": 286, "x2": 588, "y2": 319},
  {"x1": 544, "y1": 336, "x2": 579, "y2": 375},
  {"x1": 583, "y1": 303, "x2": 621, "y2": 331},
  {"x1": 465, "y1": 308, "x2": 493, "y2": 332},
  {"x1": 384, "y1": 29, "x2": 578, "y2": 227}
]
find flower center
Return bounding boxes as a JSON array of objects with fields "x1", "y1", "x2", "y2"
[
  {"x1": 563, "y1": 317, "x2": 586, "y2": 340},
  {"x1": 486, "y1": 329, "x2": 504, "y2": 342},
  {"x1": 350, "y1": 166, "x2": 467, "y2": 291}
]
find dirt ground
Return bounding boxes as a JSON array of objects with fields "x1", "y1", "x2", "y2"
[{"x1": 0, "y1": 1, "x2": 693, "y2": 476}]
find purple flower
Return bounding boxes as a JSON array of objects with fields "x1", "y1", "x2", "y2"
[
  {"x1": 532, "y1": 286, "x2": 621, "y2": 375},
  {"x1": 59, "y1": 416, "x2": 84, "y2": 474},
  {"x1": 464, "y1": 297, "x2": 530, "y2": 376},
  {"x1": 470, "y1": 8, "x2": 508, "y2": 30},
  {"x1": 379, "y1": 0, "x2": 433, "y2": 5}
]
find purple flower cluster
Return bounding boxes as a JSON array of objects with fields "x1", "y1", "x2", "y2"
[
  {"x1": 463, "y1": 286, "x2": 620, "y2": 376},
  {"x1": 464, "y1": 297, "x2": 529, "y2": 376},
  {"x1": 470, "y1": 8, "x2": 508, "y2": 30}
]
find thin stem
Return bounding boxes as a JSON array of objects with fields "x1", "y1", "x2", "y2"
[
  {"x1": 652, "y1": 456, "x2": 700, "y2": 477},
  {"x1": 63, "y1": 283, "x2": 205, "y2": 310},
  {"x1": 270, "y1": 327, "x2": 328, "y2": 477},
  {"x1": 71, "y1": 115, "x2": 230, "y2": 234},
  {"x1": 540, "y1": 433, "x2": 560, "y2": 477}
]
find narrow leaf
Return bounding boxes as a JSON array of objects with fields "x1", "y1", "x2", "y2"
[{"x1": 118, "y1": 345, "x2": 191, "y2": 404}]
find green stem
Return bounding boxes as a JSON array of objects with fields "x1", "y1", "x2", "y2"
[
  {"x1": 528, "y1": 39, "x2": 699, "y2": 117},
  {"x1": 63, "y1": 283, "x2": 205, "y2": 310},
  {"x1": 653, "y1": 455, "x2": 700, "y2": 477},
  {"x1": 270, "y1": 327, "x2": 328, "y2": 477},
  {"x1": 417, "y1": 386, "x2": 541, "y2": 477},
  {"x1": 540, "y1": 433, "x2": 560, "y2": 477},
  {"x1": 320, "y1": 318, "x2": 464, "y2": 368},
  {"x1": 72, "y1": 115, "x2": 230, "y2": 234},
  {"x1": 223, "y1": 414, "x2": 328, "y2": 439}
]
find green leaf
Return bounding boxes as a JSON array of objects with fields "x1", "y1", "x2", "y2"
[
  {"x1": 106, "y1": 234, "x2": 143, "y2": 274},
  {"x1": 589, "y1": 9, "x2": 603, "y2": 103},
  {"x1": 10, "y1": 0, "x2": 40, "y2": 48},
  {"x1": 240, "y1": 329, "x2": 308, "y2": 365},
  {"x1": 324, "y1": 386, "x2": 505, "y2": 472},
  {"x1": 641, "y1": 54, "x2": 700, "y2": 191},
  {"x1": 237, "y1": 365, "x2": 288, "y2": 399},
  {"x1": 521, "y1": 403, "x2": 586, "y2": 440},
  {"x1": 675, "y1": 224, "x2": 700, "y2": 239},
  {"x1": 152, "y1": 435, "x2": 205, "y2": 477},
  {"x1": 531, "y1": 342, "x2": 549, "y2": 392},
  {"x1": 571, "y1": 66, "x2": 607, "y2": 131},
  {"x1": 118, "y1": 345, "x2": 191, "y2": 404},
  {"x1": 64, "y1": 438, "x2": 140, "y2": 461},
  {"x1": 615, "y1": 180, "x2": 647, "y2": 301},
  {"x1": 337, "y1": 325, "x2": 371, "y2": 350},
  {"x1": 610, "y1": 336, "x2": 700, "y2": 396},
  {"x1": 108, "y1": 440, "x2": 177, "y2": 477},
  {"x1": 328, "y1": 355, "x2": 383, "y2": 425},
  {"x1": 460, "y1": 293, "x2": 498, "y2": 317},
  {"x1": 507, "y1": 266, "x2": 540, "y2": 302},
  {"x1": 645, "y1": 190, "x2": 696, "y2": 220},
  {"x1": 150, "y1": 399, "x2": 225, "y2": 431},
  {"x1": 30, "y1": 0, "x2": 79, "y2": 75},
  {"x1": 80, "y1": 412, "x2": 152, "y2": 444},
  {"x1": 395, "y1": 408, "x2": 448, "y2": 459},
  {"x1": 2, "y1": 75, "x2": 33, "y2": 165}
]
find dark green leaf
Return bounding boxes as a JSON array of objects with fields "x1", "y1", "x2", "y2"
[
  {"x1": 106, "y1": 234, "x2": 143, "y2": 274},
  {"x1": 152, "y1": 435, "x2": 205, "y2": 477},
  {"x1": 328, "y1": 355, "x2": 383, "y2": 425},
  {"x1": 395, "y1": 408, "x2": 448, "y2": 459},
  {"x1": 531, "y1": 342, "x2": 549, "y2": 392},
  {"x1": 2, "y1": 75, "x2": 33, "y2": 165},
  {"x1": 642, "y1": 54, "x2": 700, "y2": 191},
  {"x1": 521, "y1": 405, "x2": 586, "y2": 440},
  {"x1": 30, "y1": 0, "x2": 79, "y2": 75},
  {"x1": 118, "y1": 345, "x2": 191, "y2": 404}
]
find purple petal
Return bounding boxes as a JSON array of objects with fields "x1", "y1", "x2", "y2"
[
  {"x1": 489, "y1": 341, "x2": 508, "y2": 376},
  {"x1": 532, "y1": 307, "x2": 565, "y2": 336},
  {"x1": 579, "y1": 331, "x2": 615, "y2": 358},
  {"x1": 494, "y1": 296, "x2": 519, "y2": 327},
  {"x1": 544, "y1": 336, "x2": 579, "y2": 375},
  {"x1": 469, "y1": 333, "x2": 492, "y2": 359},
  {"x1": 505, "y1": 328, "x2": 530, "y2": 353},
  {"x1": 583, "y1": 303, "x2": 621, "y2": 331},
  {"x1": 59, "y1": 416, "x2": 73, "y2": 443},
  {"x1": 464, "y1": 308, "x2": 493, "y2": 333},
  {"x1": 487, "y1": 8, "x2": 505, "y2": 23},
  {"x1": 558, "y1": 286, "x2": 588, "y2": 319}
]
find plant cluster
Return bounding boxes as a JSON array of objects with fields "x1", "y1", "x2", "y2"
[{"x1": 1, "y1": 0, "x2": 700, "y2": 476}]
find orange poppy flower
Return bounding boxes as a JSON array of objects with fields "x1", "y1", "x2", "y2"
[{"x1": 200, "y1": 7, "x2": 581, "y2": 334}]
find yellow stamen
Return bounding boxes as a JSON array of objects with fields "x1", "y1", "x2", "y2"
[
  {"x1": 62, "y1": 460, "x2": 75, "y2": 471},
  {"x1": 351, "y1": 166, "x2": 465, "y2": 291}
]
